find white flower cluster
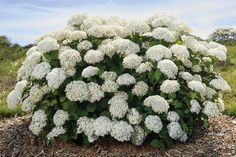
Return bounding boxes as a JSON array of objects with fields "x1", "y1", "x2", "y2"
[{"x1": 8, "y1": 13, "x2": 230, "y2": 146}]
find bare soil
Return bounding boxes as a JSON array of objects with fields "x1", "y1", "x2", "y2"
[{"x1": 0, "y1": 114, "x2": 235, "y2": 157}]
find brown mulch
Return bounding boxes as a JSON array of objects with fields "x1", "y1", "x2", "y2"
[{"x1": 0, "y1": 115, "x2": 235, "y2": 157}]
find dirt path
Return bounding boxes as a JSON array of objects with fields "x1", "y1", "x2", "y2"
[{"x1": 0, "y1": 114, "x2": 235, "y2": 157}]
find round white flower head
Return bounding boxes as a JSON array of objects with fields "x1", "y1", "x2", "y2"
[
  {"x1": 124, "y1": 21, "x2": 150, "y2": 34},
  {"x1": 111, "y1": 39, "x2": 140, "y2": 56},
  {"x1": 29, "y1": 109, "x2": 47, "y2": 135},
  {"x1": 126, "y1": 108, "x2": 142, "y2": 125},
  {"x1": 131, "y1": 125, "x2": 146, "y2": 145},
  {"x1": 122, "y1": 54, "x2": 143, "y2": 69},
  {"x1": 205, "y1": 87, "x2": 216, "y2": 100},
  {"x1": 46, "y1": 68, "x2": 66, "y2": 90},
  {"x1": 59, "y1": 49, "x2": 82, "y2": 69},
  {"x1": 217, "y1": 97, "x2": 225, "y2": 112},
  {"x1": 179, "y1": 71, "x2": 194, "y2": 83},
  {"x1": 31, "y1": 62, "x2": 51, "y2": 80},
  {"x1": 167, "y1": 111, "x2": 180, "y2": 122},
  {"x1": 37, "y1": 37, "x2": 59, "y2": 53},
  {"x1": 157, "y1": 59, "x2": 178, "y2": 79},
  {"x1": 98, "y1": 43, "x2": 116, "y2": 58},
  {"x1": 193, "y1": 74, "x2": 202, "y2": 82},
  {"x1": 152, "y1": 27, "x2": 177, "y2": 42},
  {"x1": 47, "y1": 126, "x2": 66, "y2": 140},
  {"x1": 132, "y1": 81, "x2": 149, "y2": 97},
  {"x1": 190, "y1": 99, "x2": 201, "y2": 114},
  {"x1": 93, "y1": 116, "x2": 111, "y2": 137},
  {"x1": 146, "y1": 45, "x2": 172, "y2": 62},
  {"x1": 191, "y1": 65, "x2": 202, "y2": 73},
  {"x1": 100, "y1": 71, "x2": 118, "y2": 81},
  {"x1": 22, "y1": 97, "x2": 35, "y2": 112},
  {"x1": 167, "y1": 122, "x2": 187, "y2": 142},
  {"x1": 187, "y1": 80, "x2": 206, "y2": 95},
  {"x1": 81, "y1": 66, "x2": 99, "y2": 78},
  {"x1": 53, "y1": 110, "x2": 69, "y2": 126},
  {"x1": 144, "y1": 95, "x2": 169, "y2": 113},
  {"x1": 136, "y1": 62, "x2": 153, "y2": 73},
  {"x1": 170, "y1": 44, "x2": 189, "y2": 59},
  {"x1": 209, "y1": 78, "x2": 231, "y2": 92},
  {"x1": 65, "y1": 81, "x2": 89, "y2": 102},
  {"x1": 87, "y1": 82, "x2": 104, "y2": 103},
  {"x1": 67, "y1": 14, "x2": 87, "y2": 27},
  {"x1": 108, "y1": 96, "x2": 129, "y2": 119},
  {"x1": 160, "y1": 80, "x2": 180, "y2": 94},
  {"x1": 14, "y1": 80, "x2": 28, "y2": 93},
  {"x1": 182, "y1": 59, "x2": 193, "y2": 68},
  {"x1": 145, "y1": 115, "x2": 163, "y2": 133},
  {"x1": 207, "y1": 48, "x2": 226, "y2": 61},
  {"x1": 102, "y1": 80, "x2": 119, "y2": 93},
  {"x1": 26, "y1": 46, "x2": 37, "y2": 57},
  {"x1": 203, "y1": 101, "x2": 219, "y2": 118},
  {"x1": 110, "y1": 120, "x2": 134, "y2": 142},
  {"x1": 116, "y1": 73, "x2": 136, "y2": 86},
  {"x1": 87, "y1": 25, "x2": 116, "y2": 38},
  {"x1": 113, "y1": 91, "x2": 129, "y2": 100},
  {"x1": 7, "y1": 90, "x2": 22, "y2": 110},
  {"x1": 77, "y1": 40, "x2": 93, "y2": 51},
  {"x1": 29, "y1": 85, "x2": 44, "y2": 103},
  {"x1": 84, "y1": 50, "x2": 104, "y2": 64}
]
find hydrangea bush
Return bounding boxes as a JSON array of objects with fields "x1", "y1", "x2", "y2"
[
  {"x1": 209, "y1": 28, "x2": 236, "y2": 45},
  {"x1": 7, "y1": 13, "x2": 231, "y2": 148}
]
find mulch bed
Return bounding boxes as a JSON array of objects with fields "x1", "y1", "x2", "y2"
[{"x1": 0, "y1": 114, "x2": 235, "y2": 157}]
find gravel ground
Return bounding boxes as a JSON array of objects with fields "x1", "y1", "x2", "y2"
[{"x1": 0, "y1": 114, "x2": 235, "y2": 157}]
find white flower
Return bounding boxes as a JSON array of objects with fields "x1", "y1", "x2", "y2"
[
  {"x1": 100, "y1": 71, "x2": 118, "y2": 81},
  {"x1": 209, "y1": 78, "x2": 231, "y2": 92},
  {"x1": 37, "y1": 37, "x2": 59, "y2": 53},
  {"x1": 29, "y1": 85, "x2": 44, "y2": 103},
  {"x1": 157, "y1": 59, "x2": 178, "y2": 79},
  {"x1": 59, "y1": 49, "x2": 82, "y2": 71},
  {"x1": 29, "y1": 109, "x2": 47, "y2": 135},
  {"x1": 152, "y1": 27, "x2": 177, "y2": 42},
  {"x1": 167, "y1": 111, "x2": 180, "y2": 122},
  {"x1": 145, "y1": 115, "x2": 163, "y2": 133},
  {"x1": 98, "y1": 43, "x2": 116, "y2": 58},
  {"x1": 193, "y1": 74, "x2": 202, "y2": 82},
  {"x1": 124, "y1": 21, "x2": 150, "y2": 34},
  {"x1": 148, "y1": 13, "x2": 175, "y2": 27},
  {"x1": 26, "y1": 46, "x2": 38, "y2": 57},
  {"x1": 170, "y1": 44, "x2": 189, "y2": 59},
  {"x1": 93, "y1": 116, "x2": 111, "y2": 137},
  {"x1": 87, "y1": 82, "x2": 104, "y2": 103},
  {"x1": 113, "y1": 91, "x2": 129, "y2": 100},
  {"x1": 182, "y1": 59, "x2": 193, "y2": 68},
  {"x1": 68, "y1": 30, "x2": 87, "y2": 42},
  {"x1": 65, "y1": 81, "x2": 89, "y2": 102},
  {"x1": 131, "y1": 125, "x2": 146, "y2": 145},
  {"x1": 179, "y1": 71, "x2": 194, "y2": 83},
  {"x1": 126, "y1": 108, "x2": 142, "y2": 125},
  {"x1": 14, "y1": 80, "x2": 28, "y2": 93},
  {"x1": 207, "y1": 48, "x2": 226, "y2": 61},
  {"x1": 146, "y1": 45, "x2": 172, "y2": 62},
  {"x1": 87, "y1": 25, "x2": 117, "y2": 38},
  {"x1": 217, "y1": 97, "x2": 225, "y2": 112},
  {"x1": 47, "y1": 126, "x2": 66, "y2": 140},
  {"x1": 160, "y1": 80, "x2": 180, "y2": 94},
  {"x1": 116, "y1": 73, "x2": 136, "y2": 86},
  {"x1": 111, "y1": 39, "x2": 140, "y2": 56},
  {"x1": 77, "y1": 40, "x2": 93, "y2": 51},
  {"x1": 7, "y1": 90, "x2": 22, "y2": 109},
  {"x1": 22, "y1": 97, "x2": 35, "y2": 112},
  {"x1": 132, "y1": 81, "x2": 149, "y2": 97},
  {"x1": 108, "y1": 96, "x2": 129, "y2": 119},
  {"x1": 81, "y1": 66, "x2": 99, "y2": 78},
  {"x1": 46, "y1": 68, "x2": 66, "y2": 90},
  {"x1": 203, "y1": 101, "x2": 219, "y2": 118},
  {"x1": 31, "y1": 62, "x2": 51, "y2": 80},
  {"x1": 67, "y1": 14, "x2": 87, "y2": 27},
  {"x1": 191, "y1": 65, "x2": 202, "y2": 73},
  {"x1": 102, "y1": 80, "x2": 119, "y2": 93},
  {"x1": 144, "y1": 95, "x2": 169, "y2": 113},
  {"x1": 110, "y1": 121, "x2": 134, "y2": 142},
  {"x1": 167, "y1": 122, "x2": 187, "y2": 142},
  {"x1": 53, "y1": 110, "x2": 69, "y2": 126},
  {"x1": 84, "y1": 50, "x2": 104, "y2": 64},
  {"x1": 190, "y1": 99, "x2": 201, "y2": 114},
  {"x1": 122, "y1": 54, "x2": 142, "y2": 69},
  {"x1": 136, "y1": 62, "x2": 153, "y2": 73},
  {"x1": 188, "y1": 80, "x2": 206, "y2": 95},
  {"x1": 205, "y1": 87, "x2": 216, "y2": 100}
]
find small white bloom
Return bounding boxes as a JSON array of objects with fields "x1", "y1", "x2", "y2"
[
  {"x1": 126, "y1": 108, "x2": 142, "y2": 125},
  {"x1": 167, "y1": 122, "x2": 187, "y2": 142},
  {"x1": 47, "y1": 126, "x2": 66, "y2": 140},
  {"x1": 209, "y1": 78, "x2": 231, "y2": 92},
  {"x1": 29, "y1": 85, "x2": 44, "y2": 103},
  {"x1": 81, "y1": 66, "x2": 99, "y2": 78},
  {"x1": 31, "y1": 62, "x2": 51, "y2": 80},
  {"x1": 145, "y1": 115, "x2": 163, "y2": 133},
  {"x1": 102, "y1": 80, "x2": 119, "y2": 93},
  {"x1": 160, "y1": 80, "x2": 180, "y2": 94},
  {"x1": 131, "y1": 125, "x2": 146, "y2": 145},
  {"x1": 116, "y1": 73, "x2": 136, "y2": 86},
  {"x1": 37, "y1": 37, "x2": 59, "y2": 53},
  {"x1": 136, "y1": 62, "x2": 153, "y2": 73},
  {"x1": 188, "y1": 80, "x2": 206, "y2": 95},
  {"x1": 108, "y1": 96, "x2": 129, "y2": 119},
  {"x1": 170, "y1": 44, "x2": 189, "y2": 59},
  {"x1": 146, "y1": 45, "x2": 172, "y2": 62},
  {"x1": 93, "y1": 116, "x2": 111, "y2": 137},
  {"x1": 190, "y1": 99, "x2": 201, "y2": 114},
  {"x1": 157, "y1": 59, "x2": 178, "y2": 79},
  {"x1": 167, "y1": 111, "x2": 180, "y2": 122},
  {"x1": 132, "y1": 81, "x2": 149, "y2": 97},
  {"x1": 144, "y1": 95, "x2": 169, "y2": 113},
  {"x1": 110, "y1": 121, "x2": 134, "y2": 142},
  {"x1": 22, "y1": 97, "x2": 35, "y2": 112},
  {"x1": 59, "y1": 49, "x2": 82, "y2": 70},
  {"x1": 29, "y1": 109, "x2": 47, "y2": 135},
  {"x1": 152, "y1": 27, "x2": 177, "y2": 42},
  {"x1": 7, "y1": 90, "x2": 22, "y2": 110},
  {"x1": 84, "y1": 50, "x2": 104, "y2": 64},
  {"x1": 14, "y1": 80, "x2": 28, "y2": 93},
  {"x1": 53, "y1": 110, "x2": 69, "y2": 126},
  {"x1": 111, "y1": 39, "x2": 140, "y2": 56},
  {"x1": 124, "y1": 21, "x2": 150, "y2": 34},
  {"x1": 179, "y1": 71, "x2": 194, "y2": 83},
  {"x1": 46, "y1": 68, "x2": 66, "y2": 90},
  {"x1": 100, "y1": 71, "x2": 118, "y2": 81},
  {"x1": 87, "y1": 82, "x2": 104, "y2": 103},
  {"x1": 191, "y1": 65, "x2": 202, "y2": 73},
  {"x1": 77, "y1": 40, "x2": 93, "y2": 51},
  {"x1": 203, "y1": 101, "x2": 219, "y2": 118},
  {"x1": 123, "y1": 54, "x2": 142, "y2": 69}
]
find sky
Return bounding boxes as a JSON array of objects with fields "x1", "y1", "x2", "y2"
[{"x1": 1, "y1": 0, "x2": 236, "y2": 46}]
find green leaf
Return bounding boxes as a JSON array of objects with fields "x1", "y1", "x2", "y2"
[
  {"x1": 154, "y1": 70, "x2": 162, "y2": 81},
  {"x1": 168, "y1": 93, "x2": 176, "y2": 99},
  {"x1": 59, "y1": 96, "x2": 66, "y2": 103},
  {"x1": 50, "y1": 99, "x2": 57, "y2": 106},
  {"x1": 173, "y1": 100, "x2": 182, "y2": 108},
  {"x1": 86, "y1": 103, "x2": 96, "y2": 112},
  {"x1": 150, "y1": 139, "x2": 164, "y2": 148}
]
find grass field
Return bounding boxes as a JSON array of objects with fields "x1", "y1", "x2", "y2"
[{"x1": 0, "y1": 36, "x2": 235, "y2": 117}]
